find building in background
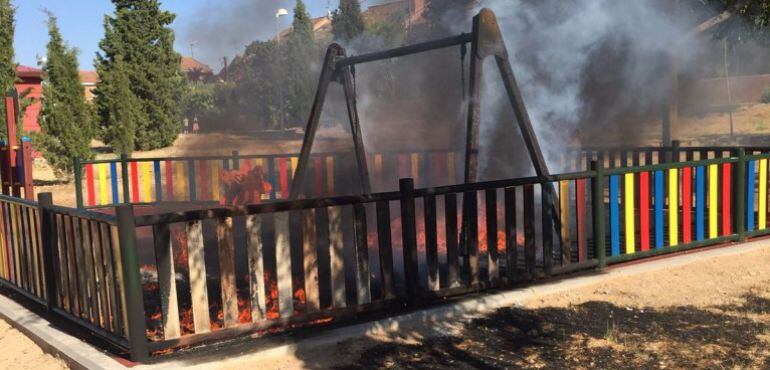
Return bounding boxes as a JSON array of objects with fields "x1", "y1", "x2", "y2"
[
  {"x1": 80, "y1": 70, "x2": 99, "y2": 101},
  {"x1": 15, "y1": 65, "x2": 43, "y2": 134},
  {"x1": 181, "y1": 56, "x2": 215, "y2": 83}
]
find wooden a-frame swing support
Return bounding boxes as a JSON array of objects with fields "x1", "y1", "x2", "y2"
[
  {"x1": 290, "y1": 8, "x2": 553, "y2": 199},
  {"x1": 290, "y1": 8, "x2": 562, "y2": 258}
]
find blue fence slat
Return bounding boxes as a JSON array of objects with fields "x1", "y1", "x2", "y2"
[
  {"x1": 268, "y1": 158, "x2": 277, "y2": 200},
  {"x1": 610, "y1": 175, "x2": 620, "y2": 256},
  {"x1": 154, "y1": 160, "x2": 162, "y2": 202},
  {"x1": 110, "y1": 162, "x2": 119, "y2": 204},
  {"x1": 747, "y1": 160, "x2": 755, "y2": 232},
  {"x1": 655, "y1": 170, "x2": 664, "y2": 248},
  {"x1": 188, "y1": 159, "x2": 197, "y2": 202},
  {"x1": 696, "y1": 166, "x2": 705, "y2": 240}
]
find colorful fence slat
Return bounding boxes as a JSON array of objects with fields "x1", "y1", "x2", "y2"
[
  {"x1": 110, "y1": 163, "x2": 120, "y2": 205},
  {"x1": 154, "y1": 160, "x2": 162, "y2": 202},
  {"x1": 211, "y1": 160, "x2": 221, "y2": 202},
  {"x1": 696, "y1": 166, "x2": 706, "y2": 240},
  {"x1": 722, "y1": 163, "x2": 732, "y2": 236},
  {"x1": 639, "y1": 172, "x2": 650, "y2": 251},
  {"x1": 175, "y1": 161, "x2": 186, "y2": 202},
  {"x1": 141, "y1": 162, "x2": 152, "y2": 203},
  {"x1": 757, "y1": 158, "x2": 767, "y2": 230},
  {"x1": 668, "y1": 168, "x2": 678, "y2": 247},
  {"x1": 609, "y1": 175, "x2": 619, "y2": 256},
  {"x1": 655, "y1": 170, "x2": 664, "y2": 249},
  {"x1": 130, "y1": 161, "x2": 139, "y2": 203},
  {"x1": 682, "y1": 167, "x2": 692, "y2": 244},
  {"x1": 86, "y1": 164, "x2": 95, "y2": 207},
  {"x1": 198, "y1": 160, "x2": 209, "y2": 202},
  {"x1": 624, "y1": 173, "x2": 635, "y2": 253},
  {"x1": 747, "y1": 160, "x2": 755, "y2": 232},
  {"x1": 279, "y1": 158, "x2": 288, "y2": 199},
  {"x1": 709, "y1": 164, "x2": 719, "y2": 239},
  {"x1": 98, "y1": 163, "x2": 109, "y2": 206},
  {"x1": 576, "y1": 178, "x2": 587, "y2": 261},
  {"x1": 188, "y1": 160, "x2": 197, "y2": 202},
  {"x1": 165, "y1": 160, "x2": 174, "y2": 202},
  {"x1": 411, "y1": 153, "x2": 420, "y2": 187}
]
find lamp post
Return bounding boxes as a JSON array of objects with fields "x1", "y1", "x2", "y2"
[{"x1": 276, "y1": 8, "x2": 289, "y2": 132}]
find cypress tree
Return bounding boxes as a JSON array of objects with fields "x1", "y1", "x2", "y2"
[
  {"x1": 285, "y1": 0, "x2": 317, "y2": 125},
  {"x1": 0, "y1": 0, "x2": 15, "y2": 139},
  {"x1": 101, "y1": 55, "x2": 140, "y2": 155},
  {"x1": 95, "y1": 0, "x2": 183, "y2": 152},
  {"x1": 35, "y1": 13, "x2": 94, "y2": 174},
  {"x1": 332, "y1": 0, "x2": 365, "y2": 42}
]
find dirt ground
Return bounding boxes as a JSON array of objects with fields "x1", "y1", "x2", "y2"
[
  {"x1": 0, "y1": 319, "x2": 68, "y2": 370},
  {"x1": 200, "y1": 244, "x2": 770, "y2": 370}
]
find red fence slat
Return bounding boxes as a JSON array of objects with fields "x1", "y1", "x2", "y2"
[
  {"x1": 639, "y1": 171, "x2": 650, "y2": 251},
  {"x1": 722, "y1": 163, "x2": 732, "y2": 235},
  {"x1": 85, "y1": 164, "x2": 95, "y2": 207},
  {"x1": 682, "y1": 167, "x2": 692, "y2": 244}
]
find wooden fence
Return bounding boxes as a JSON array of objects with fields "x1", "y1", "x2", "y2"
[
  {"x1": 4, "y1": 145, "x2": 770, "y2": 362},
  {"x1": 74, "y1": 150, "x2": 462, "y2": 209}
]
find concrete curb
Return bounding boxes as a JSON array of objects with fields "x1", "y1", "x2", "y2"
[{"x1": 1, "y1": 239, "x2": 769, "y2": 369}]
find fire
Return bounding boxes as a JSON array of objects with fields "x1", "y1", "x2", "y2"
[
  {"x1": 221, "y1": 165, "x2": 272, "y2": 205},
  {"x1": 143, "y1": 197, "x2": 520, "y2": 342}
]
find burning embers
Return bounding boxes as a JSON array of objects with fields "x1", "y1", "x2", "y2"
[
  {"x1": 221, "y1": 165, "x2": 273, "y2": 205},
  {"x1": 140, "y1": 195, "x2": 518, "y2": 343}
]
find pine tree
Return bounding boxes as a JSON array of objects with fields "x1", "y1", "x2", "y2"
[
  {"x1": 95, "y1": 0, "x2": 183, "y2": 152},
  {"x1": 35, "y1": 12, "x2": 94, "y2": 174},
  {"x1": 0, "y1": 0, "x2": 16, "y2": 140},
  {"x1": 285, "y1": 0, "x2": 317, "y2": 125},
  {"x1": 332, "y1": 0, "x2": 365, "y2": 42}
]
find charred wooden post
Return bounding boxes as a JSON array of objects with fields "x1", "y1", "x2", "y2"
[
  {"x1": 399, "y1": 178, "x2": 420, "y2": 303},
  {"x1": 38, "y1": 192, "x2": 58, "y2": 310},
  {"x1": 290, "y1": 45, "x2": 371, "y2": 200},
  {"x1": 115, "y1": 204, "x2": 148, "y2": 361}
]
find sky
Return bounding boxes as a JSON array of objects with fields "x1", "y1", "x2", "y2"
[{"x1": 13, "y1": 0, "x2": 361, "y2": 72}]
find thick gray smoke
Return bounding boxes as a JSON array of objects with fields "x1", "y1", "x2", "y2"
[
  {"x1": 181, "y1": 0, "x2": 294, "y2": 67},
  {"x1": 473, "y1": 0, "x2": 708, "y2": 176}
]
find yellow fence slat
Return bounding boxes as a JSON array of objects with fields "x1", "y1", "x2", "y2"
[
  {"x1": 624, "y1": 173, "x2": 636, "y2": 253},
  {"x1": 668, "y1": 168, "x2": 678, "y2": 246},
  {"x1": 141, "y1": 161, "x2": 152, "y2": 203},
  {"x1": 175, "y1": 161, "x2": 186, "y2": 201},
  {"x1": 760, "y1": 159, "x2": 767, "y2": 230},
  {"x1": 98, "y1": 163, "x2": 109, "y2": 205}
]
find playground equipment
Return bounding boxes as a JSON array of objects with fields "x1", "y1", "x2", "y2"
[
  {"x1": 290, "y1": 9, "x2": 551, "y2": 199},
  {"x1": 7, "y1": 7, "x2": 770, "y2": 364},
  {"x1": 2, "y1": 89, "x2": 33, "y2": 200}
]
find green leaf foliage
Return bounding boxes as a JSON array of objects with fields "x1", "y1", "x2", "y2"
[
  {"x1": 95, "y1": 0, "x2": 184, "y2": 153},
  {"x1": 332, "y1": 0, "x2": 365, "y2": 43},
  {"x1": 285, "y1": 0, "x2": 318, "y2": 125},
  {"x1": 35, "y1": 12, "x2": 95, "y2": 175},
  {"x1": 0, "y1": 0, "x2": 15, "y2": 140}
]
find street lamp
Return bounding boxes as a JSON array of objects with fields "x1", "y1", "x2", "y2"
[
  {"x1": 276, "y1": 8, "x2": 289, "y2": 132},
  {"x1": 276, "y1": 8, "x2": 289, "y2": 42}
]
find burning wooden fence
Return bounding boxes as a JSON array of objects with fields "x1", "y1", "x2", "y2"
[
  {"x1": 74, "y1": 150, "x2": 461, "y2": 209},
  {"x1": 4, "y1": 146, "x2": 770, "y2": 361}
]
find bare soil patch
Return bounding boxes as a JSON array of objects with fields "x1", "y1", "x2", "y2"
[
  {"x1": 0, "y1": 318, "x2": 68, "y2": 370},
  {"x1": 327, "y1": 246, "x2": 770, "y2": 369}
]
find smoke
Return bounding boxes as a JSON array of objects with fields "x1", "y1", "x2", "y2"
[
  {"x1": 472, "y1": 0, "x2": 710, "y2": 177},
  {"x1": 180, "y1": 0, "x2": 294, "y2": 67}
]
